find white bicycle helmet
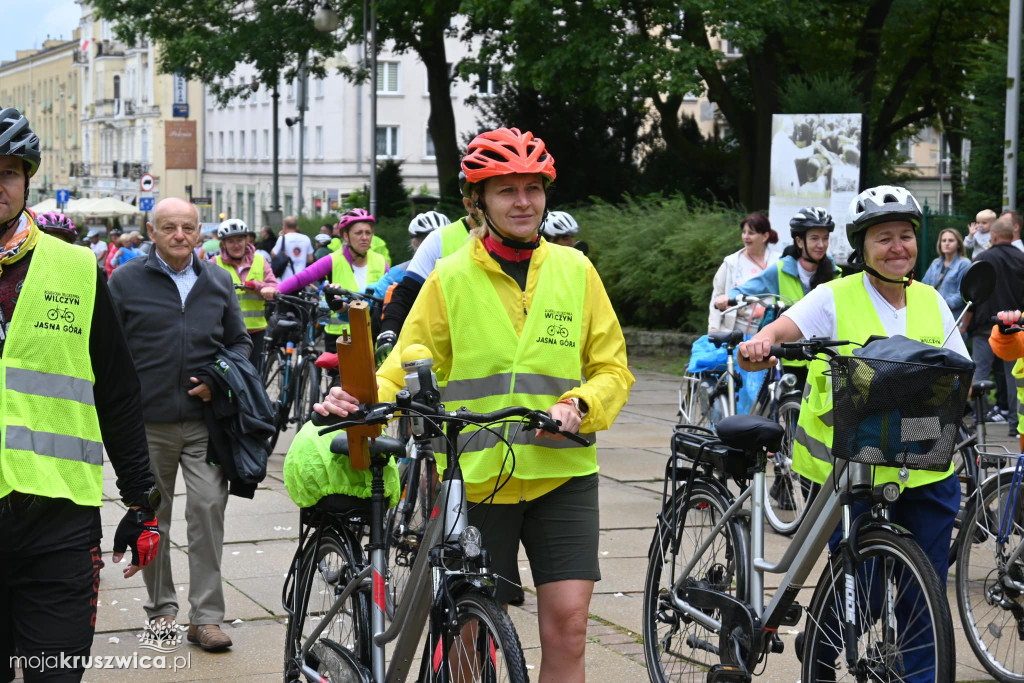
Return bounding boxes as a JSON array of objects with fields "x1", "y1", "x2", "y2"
[
  {"x1": 217, "y1": 218, "x2": 249, "y2": 239},
  {"x1": 315, "y1": 233, "x2": 332, "y2": 246},
  {"x1": 541, "y1": 210, "x2": 579, "y2": 239},
  {"x1": 847, "y1": 185, "x2": 922, "y2": 245},
  {"x1": 408, "y1": 211, "x2": 449, "y2": 237}
]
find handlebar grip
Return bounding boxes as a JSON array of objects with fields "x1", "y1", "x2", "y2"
[
  {"x1": 562, "y1": 431, "x2": 591, "y2": 446},
  {"x1": 727, "y1": 297, "x2": 738, "y2": 306},
  {"x1": 310, "y1": 407, "x2": 366, "y2": 428},
  {"x1": 768, "y1": 345, "x2": 805, "y2": 361}
]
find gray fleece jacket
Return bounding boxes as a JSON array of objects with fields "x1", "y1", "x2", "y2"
[{"x1": 108, "y1": 249, "x2": 252, "y2": 423}]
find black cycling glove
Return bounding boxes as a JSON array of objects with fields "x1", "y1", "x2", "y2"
[
  {"x1": 375, "y1": 330, "x2": 397, "y2": 366},
  {"x1": 113, "y1": 508, "x2": 161, "y2": 567}
]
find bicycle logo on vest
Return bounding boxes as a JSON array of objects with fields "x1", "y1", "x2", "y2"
[
  {"x1": 34, "y1": 306, "x2": 83, "y2": 335},
  {"x1": 537, "y1": 323, "x2": 576, "y2": 348}
]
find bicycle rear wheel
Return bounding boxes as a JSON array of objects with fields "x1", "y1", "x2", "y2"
[
  {"x1": 384, "y1": 446, "x2": 433, "y2": 619},
  {"x1": 764, "y1": 399, "x2": 817, "y2": 536},
  {"x1": 643, "y1": 480, "x2": 748, "y2": 682},
  {"x1": 285, "y1": 525, "x2": 371, "y2": 682},
  {"x1": 801, "y1": 528, "x2": 954, "y2": 682},
  {"x1": 292, "y1": 357, "x2": 320, "y2": 426},
  {"x1": 956, "y1": 470, "x2": 1024, "y2": 682},
  {"x1": 263, "y1": 350, "x2": 289, "y2": 452},
  {"x1": 427, "y1": 589, "x2": 529, "y2": 683}
]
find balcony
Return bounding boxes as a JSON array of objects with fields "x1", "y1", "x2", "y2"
[
  {"x1": 122, "y1": 99, "x2": 136, "y2": 116},
  {"x1": 72, "y1": 50, "x2": 88, "y2": 65},
  {"x1": 95, "y1": 41, "x2": 125, "y2": 59},
  {"x1": 69, "y1": 161, "x2": 90, "y2": 178}
]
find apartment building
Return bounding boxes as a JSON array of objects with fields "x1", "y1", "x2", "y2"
[
  {"x1": 73, "y1": 3, "x2": 203, "y2": 207},
  {"x1": 0, "y1": 39, "x2": 80, "y2": 204},
  {"x1": 202, "y1": 42, "x2": 490, "y2": 225}
]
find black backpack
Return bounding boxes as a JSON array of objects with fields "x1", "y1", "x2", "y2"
[{"x1": 271, "y1": 234, "x2": 295, "y2": 277}]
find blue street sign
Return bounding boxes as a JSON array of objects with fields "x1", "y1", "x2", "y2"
[
  {"x1": 139, "y1": 197, "x2": 155, "y2": 211},
  {"x1": 56, "y1": 189, "x2": 69, "y2": 204},
  {"x1": 172, "y1": 103, "x2": 189, "y2": 118}
]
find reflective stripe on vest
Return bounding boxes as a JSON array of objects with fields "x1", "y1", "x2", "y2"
[
  {"x1": 0, "y1": 234, "x2": 104, "y2": 506},
  {"x1": 217, "y1": 253, "x2": 267, "y2": 330},
  {"x1": 435, "y1": 241, "x2": 596, "y2": 483},
  {"x1": 325, "y1": 250, "x2": 388, "y2": 336},
  {"x1": 440, "y1": 219, "x2": 471, "y2": 258},
  {"x1": 1015, "y1": 359, "x2": 1024, "y2": 437},
  {"x1": 792, "y1": 275, "x2": 948, "y2": 488},
  {"x1": 777, "y1": 261, "x2": 809, "y2": 368}
]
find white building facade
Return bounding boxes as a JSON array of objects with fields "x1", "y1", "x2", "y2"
[{"x1": 202, "y1": 40, "x2": 489, "y2": 226}]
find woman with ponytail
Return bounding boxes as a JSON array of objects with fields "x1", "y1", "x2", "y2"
[{"x1": 708, "y1": 213, "x2": 781, "y2": 334}]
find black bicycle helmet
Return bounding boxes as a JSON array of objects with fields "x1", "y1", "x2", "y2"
[
  {"x1": 846, "y1": 185, "x2": 921, "y2": 245},
  {"x1": 0, "y1": 107, "x2": 41, "y2": 178},
  {"x1": 789, "y1": 207, "x2": 834, "y2": 237}
]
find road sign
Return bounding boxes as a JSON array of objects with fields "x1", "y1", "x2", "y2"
[
  {"x1": 192, "y1": 197, "x2": 213, "y2": 207},
  {"x1": 139, "y1": 173, "x2": 155, "y2": 192},
  {"x1": 172, "y1": 103, "x2": 189, "y2": 118},
  {"x1": 139, "y1": 197, "x2": 155, "y2": 211},
  {"x1": 56, "y1": 189, "x2": 69, "y2": 205}
]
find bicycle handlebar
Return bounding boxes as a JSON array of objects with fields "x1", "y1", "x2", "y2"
[
  {"x1": 990, "y1": 315, "x2": 1024, "y2": 335},
  {"x1": 739, "y1": 337, "x2": 851, "y2": 363},
  {"x1": 323, "y1": 285, "x2": 385, "y2": 306}
]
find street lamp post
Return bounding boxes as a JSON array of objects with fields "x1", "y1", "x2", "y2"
[
  {"x1": 286, "y1": 58, "x2": 309, "y2": 217},
  {"x1": 272, "y1": 81, "x2": 281, "y2": 212},
  {"x1": 369, "y1": 2, "x2": 378, "y2": 216}
]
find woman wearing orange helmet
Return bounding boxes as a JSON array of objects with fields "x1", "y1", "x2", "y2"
[{"x1": 317, "y1": 127, "x2": 634, "y2": 681}]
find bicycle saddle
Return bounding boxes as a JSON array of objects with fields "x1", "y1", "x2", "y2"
[
  {"x1": 275, "y1": 318, "x2": 300, "y2": 330},
  {"x1": 972, "y1": 380, "x2": 995, "y2": 395},
  {"x1": 709, "y1": 329, "x2": 744, "y2": 348},
  {"x1": 716, "y1": 414, "x2": 784, "y2": 453}
]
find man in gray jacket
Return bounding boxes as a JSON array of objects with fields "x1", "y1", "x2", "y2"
[{"x1": 109, "y1": 198, "x2": 251, "y2": 652}]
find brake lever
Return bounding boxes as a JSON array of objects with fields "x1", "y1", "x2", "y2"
[{"x1": 529, "y1": 412, "x2": 592, "y2": 446}]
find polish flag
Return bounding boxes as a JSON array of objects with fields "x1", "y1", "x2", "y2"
[{"x1": 81, "y1": 40, "x2": 90, "y2": 52}]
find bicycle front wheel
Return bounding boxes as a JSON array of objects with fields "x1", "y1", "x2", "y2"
[
  {"x1": 263, "y1": 350, "x2": 289, "y2": 452},
  {"x1": 385, "y1": 450, "x2": 433, "y2": 619},
  {"x1": 292, "y1": 357, "x2": 320, "y2": 426},
  {"x1": 286, "y1": 525, "x2": 371, "y2": 682},
  {"x1": 764, "y1": 399, "x2": 817, "y2": 536},
  {"x1": 801, "y1": 528, "x2": 954, "y2": 682},
  {"x1": 956, "y1": 470, "x2": 1024, "y2": 681},
  {"x1": 427, "y1": 589, "x2": 529, "y2": 683},
  {"x1": 643, "y1": 481, "x2": 748, "y2": 682}
]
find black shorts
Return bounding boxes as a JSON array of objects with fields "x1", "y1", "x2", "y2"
[{"x1": 469, "y1": 474, "x2": 600, "y2": 605}]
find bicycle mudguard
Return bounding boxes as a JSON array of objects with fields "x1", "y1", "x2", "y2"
[
  {"x1": 846, "y1": 512, "x2": 915, "y2": 565},
  {"x1": 336, "y1": 301, "x2": 380, "y2": 470}
]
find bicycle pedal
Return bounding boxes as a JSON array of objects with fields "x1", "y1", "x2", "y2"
[{"x1": 707, "y1": 664, "x2": 751, "y2": 683}]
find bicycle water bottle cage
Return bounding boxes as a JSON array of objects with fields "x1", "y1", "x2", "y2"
[{"x1": 709, "y1": 329, "x2": 744, "y2": 349}]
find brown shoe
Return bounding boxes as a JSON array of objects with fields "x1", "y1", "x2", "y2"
[{"x1": 187, "y1": 623, "x2": 233, "y2": 651}]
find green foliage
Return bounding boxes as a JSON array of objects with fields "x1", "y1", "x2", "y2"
[
  {"x1": 344, "y1": 188, "x2": 370, "y2": 212},
  {"x1": 579, "y1": 195, "x2": 742, "y2": 331},
  {"x1": 375, "y1": 160, "x2": 410, "y2": 219},
  {"x1": 778, "y1": 74, "x2": 862, "y2": 115}
]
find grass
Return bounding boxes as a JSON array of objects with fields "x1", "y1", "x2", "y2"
[{"x1": 629, "y1": 354, "x2": 690, "y2": 376}]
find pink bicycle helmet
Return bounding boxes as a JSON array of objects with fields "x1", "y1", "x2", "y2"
[
  {"x1": 336, "y1": 208, "x2": 376, "y2": 233},
  {"x1": 36, "y1": 211, "x2": 79, "y2": 242}
]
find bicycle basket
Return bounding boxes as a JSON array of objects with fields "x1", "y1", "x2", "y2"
[{"x1": 829, "y1": 355, "x2": 971, "y2": 472}]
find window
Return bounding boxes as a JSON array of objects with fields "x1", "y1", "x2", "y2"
[
  {"x1": 218, "y1": 131, "x2": 224, "y2": 158},
  {"x1": 263, "y1": 129, "x2": 269, "y2": 159},
  {"x1": 208, "y1": 132, "x2": 214, "y2": 157},
  {"x1": 239, "y1": 131, "x2": 246, "y2": 159},
  {"x1": 113, "y1": 75, "x2": 120, "y2": 101},
  {"x1": 896, "y1": 138, "x2": 914, "y2": 164},
  {"x1": 376, "y1": 62, "x2": 400, "y2": 94},
  {"x1": 229, "y1": 131, "x2": 235, "y2": 158},
  {"x1": 251, "y1": 129, "x2": 257, "y2": 158},
  {"x1": 287, "y1": 77, "x2": 295, "y2": 100},
  {"x1": 721, "y1": 38, "x2": 742, "y2": 57},
  {"x1": 226, "y1": 78, "x2": 234, "y2": 106},
  {"x1": 288, "y1": 127, "x2": 295, "y2": 157},
  {"x1": 424, "y1": 126, "x2": 435, "y2": 158},
  {"x1": 316, "y1": 126, "x2": 324, "y2": 158},
  {"x1": 141, "y1": 126, "x2": 149, "y2": 162},
  {"x1": 476, "y1": 65, "x2": 499, "y2": 97},
  {"x1": 376, "y1": 125, "x2": 398, "y2": 158},
  {"x1": 315, "y1": 77, "x2": 324, "y2": 98}
]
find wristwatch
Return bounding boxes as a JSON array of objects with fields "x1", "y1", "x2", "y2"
[
  {"x1": 569, "y1": 397, "x2": 589, "y2": 418},
  {"x1": 129, "y1": 486, "x2": 162, "y2": 512}
]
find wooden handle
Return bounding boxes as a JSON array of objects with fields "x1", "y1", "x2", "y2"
[{"x1": 336, "y1": 300, "x2": 380, "y2": 470}]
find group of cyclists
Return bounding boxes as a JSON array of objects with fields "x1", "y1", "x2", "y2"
[{"x1": 2, "y1": 89, "x2": 1023, "y2": 682}]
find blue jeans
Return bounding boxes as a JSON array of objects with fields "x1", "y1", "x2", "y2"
[{"x1": 810, "y1": 474, "x2": 959, "y2": 682}]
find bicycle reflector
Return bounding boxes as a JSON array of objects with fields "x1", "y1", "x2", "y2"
[{"x1": 459, "y1": 526, "x2": 482, "y2": 559}]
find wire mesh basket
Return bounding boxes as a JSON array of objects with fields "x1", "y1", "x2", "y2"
[{"x1": 829, "y1": 354, "x2": 972, "y2": 472}]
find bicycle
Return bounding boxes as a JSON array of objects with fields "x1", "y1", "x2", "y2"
[
  {"x1": 645, "y1": 337, "x2": 968, "y2": 682},
  {"x1": 261, "y1": 288, "x2": 326, "y2": 452},
  {"x1": 954, "y1": 313, "x2": 1024, "y2": 681},
  {"x1": 282, "y1": 352, "x2": 588, "y2": 682},
  {"x1": 680, "y1": 294, "x2": 813, "y2": 535}
]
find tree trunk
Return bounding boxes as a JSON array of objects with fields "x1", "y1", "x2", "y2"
[
  {"x1": 745, "y1": 33, "x2": 783, "y2": 210},
  {"x1": 939, "y1": 109, "x2": 965, "y2": 213},
  {"x1": 418, "y1": 23, "x2": 461, "y2": 200}
]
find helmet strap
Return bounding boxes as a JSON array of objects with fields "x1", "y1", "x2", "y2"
[
  {"x1": 482, "y1": 210, "x2": 546, "y2": 252},
  {"x1": 861, "y1": 263, "x2": 913, "y2": 288}
]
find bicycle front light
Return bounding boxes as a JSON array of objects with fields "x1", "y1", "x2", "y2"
[{"x1": 459, "y1": 526, "x2": 483, "y2": 560}]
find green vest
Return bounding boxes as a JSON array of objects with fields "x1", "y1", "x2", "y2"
[
  {"x1": 1, "y1": 234, "x2": 104, "y2": 506},
  {"x1": 324, "y1": 250, "x2": 388, "y2": 336},
  {"x1": 792, "y1": 275, "x2": 949, "y2": 488},
  {"x1": 370, "y1": 234, "x2": 390, "y2": 266},
  {"x1": 1014, "y1": 359, "x2": 1024, "y2": 437},
  {"x1": 435, "y1": 243, "x2": 597, "y2": 484},
  {"x1": 777, "y1": 261, "x2": 809, "y2": 368},
  {"x1": 440, "y1": 219, "x2": 471, "y2": 258},
  {"x1": 216, "y1": 252, "x2": 267, "y2": 331}
]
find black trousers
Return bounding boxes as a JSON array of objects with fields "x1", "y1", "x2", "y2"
[{"x1": 1, "y1": 545, "x2": 102, "y2": 682}]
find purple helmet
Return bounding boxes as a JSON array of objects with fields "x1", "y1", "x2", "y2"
[
  {"x1": 35, "y1": 212, "x2": 79, "y2": 242},
  {"x1": 336, "y1": 208, "x2": 376, "y2": 234}
]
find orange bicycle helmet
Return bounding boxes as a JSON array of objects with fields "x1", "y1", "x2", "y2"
[{"x1": 460, "y1": 127, "x2": 556, "y2": 187}]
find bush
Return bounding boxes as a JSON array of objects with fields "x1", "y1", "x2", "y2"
[{"x1": 578, "y1": 195, "x2": 743, "y2": 332}]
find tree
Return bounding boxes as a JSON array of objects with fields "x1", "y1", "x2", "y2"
[{"x1": 465, "y1": 0, "x2": 1006, "y2": 210}]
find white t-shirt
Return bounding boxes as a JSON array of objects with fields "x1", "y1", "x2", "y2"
[
  {"x1": 783, "y1": 274, "x2": 970, "y2": 359},
  {"x1": 405, "y1": 229, "x2": 445, "y2": 282},
  {"x1": 274, "y1": 232, "x2": 314, "y2": 275},
  {"x1": 796, "y1": 262, "x2": 814, "y2": 290},
  {"x1": 352, "y1": 264, "x2": 368, "y2": 291},
  {"x1": 90, "y1": 240, "x2": 108, "y2": 260}
]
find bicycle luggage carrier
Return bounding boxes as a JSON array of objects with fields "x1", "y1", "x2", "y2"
[{"x1": 828, "y1": 355, "x2": 971, "y2": 472}]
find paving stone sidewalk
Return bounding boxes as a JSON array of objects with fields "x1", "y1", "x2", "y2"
[{"x1": 15, "y1": 371, "x2": 1012, "y2": 681}]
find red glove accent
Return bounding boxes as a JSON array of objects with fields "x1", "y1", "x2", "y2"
[
  {"x1": 243, "y1": 280, "x2": 258, "y2": 289},
  {"x1": 113, "y1": 509, "x2": 161, "y2": 568}
]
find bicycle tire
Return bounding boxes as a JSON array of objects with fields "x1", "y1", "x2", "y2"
[
  {"x1": 764, "y1": 399, "x2": 817, "y2": 536},
  {"x1": 285, "y1": 524, "x2": 371, "y2": 682},
  {"x1": 427, "y1": 589, "x2": 529, "y2": 683},
  {"x1": 292, "y1": 357, "x2": 318, "y2": 426},
  {"x1": 956, "y1": 470, "x2": 1024, "y2": 681},
  {"x1": 384, "y1": 450, "x2": 433, "y2": 620},
  {"x1": 643, "y1": 480, "x2": 749, "y2": 682},
  {"x1": 263, "y1": 350, "x2": 289, "y2": 452},
  {"x1": 678, "y1": 373, "x2": 715, "y2": 428},
  {"x1": 801, "y1": 528, "x2": 954, "y2": 682}
]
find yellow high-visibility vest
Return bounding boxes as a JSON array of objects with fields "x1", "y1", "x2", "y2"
[{"x1": 216, "y1": 252, "x2": 267, "y2": 331}]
